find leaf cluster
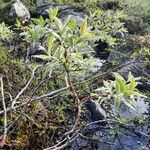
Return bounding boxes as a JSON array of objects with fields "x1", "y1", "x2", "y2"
[
  {"x1": 93, "y1": 72, "x2": 147, "y2": 113},
  {"x1": 0, "y1": 22, "x2": 13, "y2": 41}
]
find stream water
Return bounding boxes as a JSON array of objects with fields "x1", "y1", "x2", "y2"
[{"x1": 69, "y1": 98, "x2": 150, "y2": 150}]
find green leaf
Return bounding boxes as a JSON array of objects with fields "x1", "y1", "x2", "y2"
[
  {"x1": 49, "y1": 7, "x2": 58, "y2": 18},
  {"x1": 124, "y1": 90, "x2": 135, "y2": 97},
  {"x1": 15, "y1": 19, "x2": 21, "y2": 28},
  {"x1": 53, "y1": 16, "x2": 62, "y2": 31},
  {"x1": 67, "y1": 18, "x2": 77, "y2": 29},
  {"x1": 48, "y1": 30, "x2": 62, "y2": 41},
  {"x1": 132, "y1": 91, "x2": 147, "y2": 98},
  {"x1": 116, "y1": 79, "x2": 126, "y2": 93},
  {"x1": 114, "y1": 73, "x2": 126, "y2": 93},
  {"x1": 81, "y1": 18, "x2": 87, "y2": 34},
  {"x1": 81, "y1": 32, "x2": 93, "y2": 39},
  {"x1": 123, "y1": 98, "x2": 136, "y2": 110},
  {"x1": 116, "y1": 81, "x2": 120, "y2": 94},
  {"x1": 39, "y1": 16, "x2": 45, "y2": 26},
  {"x1": 48, "y1": 36, "x2": 55, "y2": 56},
  {"x1": 114, "y1": 97, "x2": 121, "y2": 112},
  {"x1": 62, "y1": 15, "x2": 71, "y2": 30},
  {"x1": 129, "y1": 77, "x2": 136, "y2": 91},
  {"x1": 32, "y1": 55, "x2": 50, "y2": 61},
  {"x1": 113, "y1": 72, "x2": 125, "y2": 82}
]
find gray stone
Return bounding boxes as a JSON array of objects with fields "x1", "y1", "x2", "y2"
[
  {"x1": 36, "y1": 0, "x2": 53, "y2": 7},
  {"x1": 85, "y1": 99, "x2": 106, "y2": 122},
  {"x1": 107, "y1": 45, "x2": 133, "y2": 64},
  {"x1": 59, "y1": 8, "x2": 87, "y2": 25},
  {"x1": 76, "y1": 137, "x2": 88, "y2": 147},
  {"x1": 36, "y1": 4, "x2": 87, "y2": 25},
  {"x1": 9, "y1": 0, "x2": 30, "y2": 21},
  {"x1": 37, "y1": 4, "x2": 71, "y2": 16},
  {"x1": 30, "y1": 43, "x2": 46, "y2": 55},
  {"x1": 118, "y1": 60, "x2": 150, "y2": 90}
]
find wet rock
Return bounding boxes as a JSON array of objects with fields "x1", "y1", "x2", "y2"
[
  {"x1": 9, "y1": 0, "x2": 30, "y2": 23},
  {"x1": 85, "y1": 99, "x2": 106, "y2": 123}
]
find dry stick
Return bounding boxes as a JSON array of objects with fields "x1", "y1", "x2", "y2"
[
  {"x1": 0, "y1": 87, "x2": 69, "y2": 116},
  {"x1": 11, "y1": 67, "x2": 38, "y2": 108},
  {"x1": 0, "y1": 76, "x2": 7, "y2": 147}
]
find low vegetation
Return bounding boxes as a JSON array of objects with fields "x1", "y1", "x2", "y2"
[{"x1": 0, "y1": 0, "x2": 149, "y2": 149}]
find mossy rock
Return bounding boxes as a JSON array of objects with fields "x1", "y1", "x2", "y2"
[{"x1": 0, "y1": 0, "x2": 36, "y2": 25}]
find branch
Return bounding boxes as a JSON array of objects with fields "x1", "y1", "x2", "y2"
[
  {"x1": 66, "y1": 70, "x2": 81, "y2": 132},
  {"x1": 11, "y1": 67, "x2": 38, "y2": 108},
  {"x1": 44, "y1": 130, "x2": 79, "y2": 150},
  {"x1": 0, "y1": 76, "x2": 8, "y2": 147}
]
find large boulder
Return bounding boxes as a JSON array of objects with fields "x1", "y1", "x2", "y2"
[{"x1": 9, "y1": 0, "x2": 30, "y2": 23}]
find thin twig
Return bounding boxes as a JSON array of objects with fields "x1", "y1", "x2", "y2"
[
  {"x1": 0, "y1": 76, "x2": 7, "y2": 147},
  {"x1": 11, "y1": 67, "x2": 38, "y2": 108},
  {"x1": 0, "y1": 87, "x2": 68, "y2": 116}
]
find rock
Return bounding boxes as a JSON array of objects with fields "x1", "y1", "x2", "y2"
[
  {"x1": 9, "y1": 0, "x2": 30, "y2": 23},
  {"x1": 120, "y1": 98, "x2": 149, "y2": 119},
  {"x1": 36, "y1": 4, "x2": 87, "y2": 25},
  {"x1": 30, "y1": 43, "x2": 46, "y2": 56},
  {"x1": 37, "y1": 4, "x2": 72, "y2": 16},
  {"x1": 118, "y1": 61, "x2": 150, "y2": 90},
  {"x1": 106, "y1": 34, "x2": 150, "y2": 90},
  {"x1": 85, "y1": 99, "x2": 106, "y2": 122},
  {"x1": 36, "y1": 0, "x2": 53, "y2": 7},
  {"x1": 29, "y1": 42, "x2": 47, "y2": 63},
  {"x1": 107, "y1": 45, "x2": 133, "y2": 64},
  {"x1": 94, "y1": 40, "x2": 109, "y2": 59},
  {"x1": 59, "y1": 8, "x2": 87, "y2": 25}
]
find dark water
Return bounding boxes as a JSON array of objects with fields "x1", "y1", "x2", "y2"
[{"x1": 69, "y1": 98, "x2": 150, "y2": 150}]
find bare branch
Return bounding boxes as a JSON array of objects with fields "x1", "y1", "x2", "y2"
[
  {"x1": 11, "y1": 67, "x2": 38, "y2": 108},
  {"x1": 0, "y1": 76, "x2": 8, "y2": 147}
]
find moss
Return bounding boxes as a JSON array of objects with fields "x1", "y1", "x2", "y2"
[
  {"x1": 0, "y1": 49, "x2": 31, "y2": 95},
  {"x1": 0, "y1": 47, "x2": 7, "y2": 65},
  {"x1": 0, "y1": 0, "x2": 12, "y2": 24}
]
